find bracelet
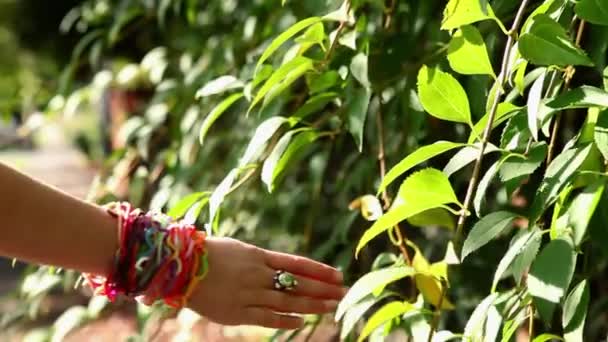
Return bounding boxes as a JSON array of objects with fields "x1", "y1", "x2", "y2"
[{"x1": 83, "y1": 202, "x2": 209, "y2": 308}]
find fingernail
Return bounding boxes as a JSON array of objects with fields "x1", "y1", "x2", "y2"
[
  {"x1": 324, "y1": 300, "x2": 339, "y2": 310},
  {"x1": 335, "y1": 271, "x2": 344, "y2": 283}
]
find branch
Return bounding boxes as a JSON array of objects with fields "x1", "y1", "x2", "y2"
[{"x1": 454, "y1": 0, "x2": 532, "y2": 248}]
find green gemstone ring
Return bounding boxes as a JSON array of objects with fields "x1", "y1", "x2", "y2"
[{"x1": 273, "y1": 270, "x2": 298, "y2": 291}]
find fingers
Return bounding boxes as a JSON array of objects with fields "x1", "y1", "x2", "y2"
[
  {"x1": 242, "y1": 307, "x2": 304, "y2": 330},
  {"x1": 263, "y1": 250, "x2": 343, "y2": 285},
  {"x1": 248, "y1": 290, "x2": 338, "y2": 314},
  {"x1": 291, "y1": 274, "x2": 346, "y2": 300}
]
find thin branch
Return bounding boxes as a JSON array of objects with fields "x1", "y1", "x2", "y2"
[
  {"x1": 383, "y1": 0, "x2": 397, "y2": 30},
  {"x1": 547, "y1": 20, "x2": 586, "y2": 164},
  {"x1": 454, "y1": 0, "x2": 532, "y2": 248},
  {"x1": 427, "y1": 279, "x2": 448, "y2": 342}
]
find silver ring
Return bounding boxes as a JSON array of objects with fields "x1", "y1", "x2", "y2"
[{"x1": 273, "y1": 270, "x2": 298, "y2": 291}]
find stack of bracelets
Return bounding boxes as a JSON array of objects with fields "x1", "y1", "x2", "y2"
[{"x1": 83, "y1": 202, "x2": 209, "y2": 308}]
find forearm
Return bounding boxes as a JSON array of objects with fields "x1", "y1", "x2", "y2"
[{"x1": 0, "y1": 162, "x2": 117, "y2": 276}]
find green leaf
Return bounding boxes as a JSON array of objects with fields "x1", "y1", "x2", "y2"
[
  {"x1": 499, "y1": 143, "x2": 547, "y2": 181},
  {"x1": 417, "y1": 65, "x2": 472, "y2": 124},
  {"x1": 208, "y1": 168, "x2": 239, "y2": 226},
  {"x1": 527, "y1": 69, "x2": 547, "y2": 141},
  {"x1": 249, "y1": 57, "x2": 314, "y2": 114},
  {"x1": 378, "y1": 141, "x2": 465, "y2": 194},
  {"x1": 199, "y1": 93, "x2": 244, "y2": 144},
  {"x1": 168, "y1": 192, "x2": 209, "y2": 219},
  {"x1": 469, "y1": 102, "x2": 522, "y2": 143},
  {"x1": 562, "y1": 280, "x2": 590, "y2": 342},
  {"x1": 345, "y1": 86, "x2": 372, "y2": 152},
  {"x1": 335, "y1": 266, "x2": 416, "y2": 321},
  {"x1": 463, "y1": 293, "x2": 498, "y2": 341},
  {"x1": 308, "y1": 71, "x2": 340, "y2": 94},
  {"x1": 358, "y1": 301, "x2": 415, "y2": 342},
  {"x1": 511, "y1": 230, "x2": 542, "y2": 285},
  {"x1": 443, "y1": 143, "x2": 499, "y2": 177},
  {"x1": 462, "y1": 211, "x2": 518, "y2": 261},
  {"x1": 473, "y1": 159, "x2": 500, "y2": 216},
  {"x1": 340, "y1": 297, "x2": 378, "y2": 340},
  {"x1": 195, "y1": 75, "x2": 244, "y2": 98},
  {"x1": 358, "y1": 169, "x2": 459, "y2": 256},
  {"x1": 441, "y1": 0, "x2": 497, "y2": 30},
  {"x1": 529, "y1": 239, "x2": 576, "y2": 323},
  {"x1": 530, "y1": 145, "x2": 593, "y2": 223},
  {"x1": 447, "y1": 25, "x2": 495, "y2": 77},
  {"x1": 492, "y1": 230, "x2": 540, "y2": 292},
  {"x1": 262, "y1": 59, "x2": 315, "y2": 108},
  {"x1": 350, "y1": 53, "x2": 370, "y2": 89},
  {"x1": 240, "y1": 117, "x2": 291, "y2": 166},
  {"x1": 256, "y1": 17, "x2": 322, "y2": 69},
  {"x1": 261, "y1": 130, "x2": 319, "y2": 192},
  {"x1": 566, "y1": 180, "x2": 605, "y2": 246},
  {"x1": 595, "y1": 110, "x2": 608, "y2": 159},
  {"x1": 293, "y1": 92, "x2": 338, "y2": 119},
  {"x1": 547, "y1": 86, "x2": 608, "y2": 110},
  {"x1": 519, "y1": 15, "x2": 593, "y2": 67},
  {"x1": 52, "y1": 306, "x2": 89, "y2": 342},
  {"x1": 407, "y1": 208, "x2": 455, "y2": 230},
  {"x1": 533, "y1": 334, "x2": 564, "y2": 342},
  {"x1": 295, "y1": 22, "x2": 326, "y2": 49},
  {"x1": 575, "y1": 0, "x2": 608, "y2": 26}
]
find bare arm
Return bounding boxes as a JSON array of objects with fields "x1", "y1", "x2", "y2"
[{"x1": 0, "y1": 161, "x2": 116, "y2": 275}]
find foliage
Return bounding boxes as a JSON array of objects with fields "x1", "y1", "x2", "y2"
[{"x1": 4, "y1": 0, "x2": 608, "y2": 340}]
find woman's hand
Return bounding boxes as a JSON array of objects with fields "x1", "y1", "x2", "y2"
[{"x1": 187, "y1": 237, "x2": 346, "y2": 330}]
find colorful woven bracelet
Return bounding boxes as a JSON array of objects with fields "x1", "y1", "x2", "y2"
[{"x1": 84, "y1": 202, "x2": 209, "y2": 308}]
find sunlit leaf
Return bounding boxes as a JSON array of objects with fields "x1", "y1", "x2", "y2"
[
  {"x1": 358, "y1": 301, "x2": 415, "y2": 342},
  {"x1": 595, "y1": 110, "x2": 608, "y2": 159},
  {"x1": 350, "y1": 53, "x2": 370, "y2": 89},
  {"x1": 474, "y1": 159, "x2": 500, "y2": 217},
  {"x1": 407, "y1": 208, "x2": 455, "y2": 230},
  {"x1": 547, "y1": 86, "x2": 608, "y2": 110},
  {"x1": 447, "y1": 25, "x2": 495, "y2": 77},
  {"x1": 499, "y1": 143, "x2": 547, "y2": 182},
  {"x1": 208, "y1": 168, "x2": 239, "y2": 227},
  {"x1": 492, "y1": 230, "x2": 540, "y2": 292},
  {"x1": 52, "y1": 306, "x2": 89, "y2": 342},
  {"x1": 441, "y1": 0, "x2": 497, "y2": 30},
  {"x1": 199, "y1": 93, "x2": 244, "y2": 144},
  {"x1": 335, "y1": 266, "x2": 416, "y2": 321},
  {"x1": 340, "y1": 297, "x2": 378, "y2": 340},
  {"x1": 345, "y1": 86, "x2": 371, "y2": 152},
  {"x1": 563, "y1": 280, "x2": 590, "y2": 342},
  {"x1": 529, "y1": 239, "x2": 576, "y2": 322},
  {"x1": 168, "y1": 192, "x2": 210, "y2": 219},
  {"x1": 196, "y1": 75, "x2": 244, "y2": 98},
  {"x1": 469, "y1": 102, "x2": 522, "y2": 143},
  {"x1": 533, "y1": 334, "x2": 564, "y2": 342},
  {"x1": 527, "y1": 69, "x2": 546, "y2": 141},
  {"x1": 240, "y1": 117, "x2": 291, "y2": 166},
  {"x1": 443, "y1": 143, "x2": 499, "y2": 177},
  {"x1": 417, "y1": 65, "x2": 472, "y2": 124},
  {"x1": 511, "y1": 231, "x2": 542, "y2": 285},
  {"x1": 463, "y1": 293, "x2": 498, "y2": 341}
]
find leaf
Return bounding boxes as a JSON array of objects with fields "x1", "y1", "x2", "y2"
[
  {"x1": 595, "y1": 110, "x2": 608, "y2": 159},
  {"x1": 463, "y1": 293, "x2": 498, "y2": 341},
  {"x1": 357, "y1": 301, "x2": 415, "y2": 342},
  {"x1": 529, "y1": 239, "x2": 577, "y2": 323},
  {"x1": 530, "y1": 145, "x2": 593, "y2": 223},
  {"x1": 407, "y1": 208, "x2": 455, "y2": 230},
  {"x1": 547, "y1": 86, "x2": 608, "y2": 110},
  {"x1": 492, "y1": 230, "x2": 539, "y2": 292},
  {"x1": 294, "y1": 22, "x2": 326, "y2": 49},
  {"x1": 249, "y1": 57, "x2": 314, "y2": 113},
  {"x1": 256, "y1": 17, "x2": 322, "y2": 69},
  {"x1": 240, "y1": 117, "x2": 291, "y2": 166},
  {"x1": 462, "y1": 211, "x2": 518, "y2": 261},
  {"x1": 335, "y1": 266, "x2": 416, "y2": 321},
  {"x1": 357, "y1": 169, "x2": 460, "y2": 256},
  {"x1": 562, "y1": 280, "x2": 590, "y2": 342},
  {"x1": 293, "y1": 92, "x2": 338, "y2": 119},
  {"x1": 87, "y1": 296, "x2": 109, "y2": 319},
  {"x1": 533, "y1": 334, "x2": 564, "y2": 342},
  {"x1": 499, "y1": 143, "x2": 548, "y2": 182},
  {"x1": 511, "y1": 232, "x2": 541, "y2": 285},
  {"x1": 308, "y1": 71, "x2": 340, "y2": 94},
  {"x1": 519, "y1": 15, "x2": 593, "y2": 67},
  {"x1": 447, "y1": 25, "x2": 495, "y2": 77},
  {"x1": 566, "y1": 180, "x2": 605, "y2": 246},
  {"x1": 378, "y1": 141, "x2": 465, "y2": 194},
  {"x1": 345, "y1": 86, "x2": 372, "y2": 152},
  {"x1": 527, "y1": 69, "x2": 547, "y2": 141},
  {"x1": 324, "y1": 0, "x2": 355, "y2": 24},
  {"x1": 470, "y1": 102, "x2": 522, "y2": 143},
  {"x1": 195, "y1": 75, "x2": 244, "y2": 98},
  {"x1": 261, "y1": 130, "x2": 319, "y2": 192},
  {"x1": 350, "y1": 53, "x2": 370, "y2": 89},
  {"x1": 415, "y1": 274, "x2": 454, "y2": 310},
  {"x1": 340, "y1": 297, "x2": 377, "y2": 340},
  {"x1": 417, "y1": 65, "x2": 472, "y2": 124},
  {"x1": 575, "y1": 0, "x2": 608, "y2": 26},
  {"x1": 168, "y1": 192, "x2": 209, "y2": 219},
  {"x1": 474, "y1": 160, "x2": 500, "y2": 216},
  {"x1": 441, "y1": 0, "x2": 497, "y2": 30},
  {"x1": 199, "y1": 93, "x2": 244, "y2": 144},
  {"x1": 208, "y1": 168, "x2": 239, "y2": 227},
  {"x1": 52, "y1": 306, "x2": 89, "y2": 342},
  {"x1": 262, "y1": 59, "x2": 315, "y2": 108},
  {"x1": 443, "y1": 143, "x2": 499, "y2": 177}
]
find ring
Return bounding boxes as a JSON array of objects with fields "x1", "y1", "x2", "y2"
[{"x1": 273, "y1": 270, "x2": 298, "y2": 291}]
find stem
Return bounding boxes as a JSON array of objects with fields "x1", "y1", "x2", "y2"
[
  {"x1": 376, "y1": 100, "x2": 413, "y2": 276},
  {"x1": 528, "y1": 305, "x2": 535, "y2": 341},
  {"x1": 225, "y1": 167, "x2": 258, "y2": 197},
  {"x1": 454, "y1": 0, "x2": 532, "y2": 247},
  {"x1": 547, "y1": 20, "x2": 586, "y2": 164},
  {"x1": 427, "y1": 279, "x2": 448, "y2": 342},
  {"x1": 383, "y1": 0, "x2": 397, "y2": 30},
  {"x1": 324, "y1": 1, "x2": 351, "y2": 65}
]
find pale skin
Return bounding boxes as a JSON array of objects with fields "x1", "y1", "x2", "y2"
[{"x1": 0, "y1": 162, "x2": 346, "y2": 330}]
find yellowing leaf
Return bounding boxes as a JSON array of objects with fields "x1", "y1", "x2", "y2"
[
  {"x1": 349, "y1": 195, "x2": 384, "y2": 221},
  {"x1": 415, "y1": 274, "x2": 455, "y2": 310}
]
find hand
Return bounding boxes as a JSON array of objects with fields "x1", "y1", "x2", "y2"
[{"x1": 186, "y1": 237, "x2": 346, "y2": 330}]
